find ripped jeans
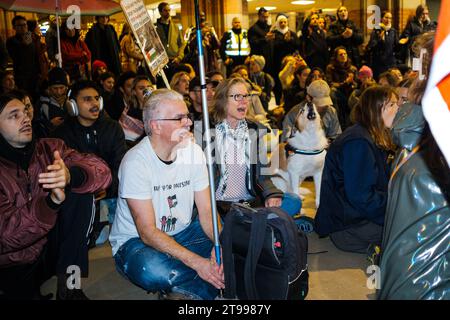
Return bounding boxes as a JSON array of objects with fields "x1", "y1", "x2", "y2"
[{"x1": 113, "y1": 218, "x2": 218, "y2": 300}]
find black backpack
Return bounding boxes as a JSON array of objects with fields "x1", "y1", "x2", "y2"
[{"x1": 220, "y1": 203, "x2": 309, "y2": 300}]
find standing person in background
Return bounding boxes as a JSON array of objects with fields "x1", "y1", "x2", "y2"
[
  {"x1": 155, "y1": 2, "x2": 185, "y2": 67},
  {"x1": 6, "y1": 16, "x2": 42, "y2": 98},
  {"x1": 185, "y1": 26, "x2": 220, "y2": 75},
  {"x1": 27, "y1": 19, "x2": 49, "y2": 84},
  {"x1": 265, "y1": 14, "x2": 299, "y2": 106},
  {"x1": 300, "y1": 12, "x2": 329, "y2": 72},
  {"x1": 60, "y1": 22, "x2": 91, "y2": 82},
  {"x1": 248, "y1": 7, "x2": 271, "y2": 56},
  {"x1": 45, "y1": 16, "x2": 59, "y2": 67},
  {"x1": 399, "y1": 5, "x2": 437, "y2": 66},
  {"x1": 85, "y1": 16, "x2": 121, "y2": 77},
  {"x1": 220, "y1": 17, "x2": 251, "y2": 77},
  {"x1": 120, "y1": 24, "x2": 144, "y2": 74},
  {"x1": 327, "y1": 6, "x2": 364, "y2": 68},
  {"x1": 366, "y1": 11, "x2": 399, "y2": 80}
]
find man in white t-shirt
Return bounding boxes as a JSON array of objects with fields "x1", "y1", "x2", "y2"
[{"x1": 109, "y1": 89, "x2": 224, "y2": 300}]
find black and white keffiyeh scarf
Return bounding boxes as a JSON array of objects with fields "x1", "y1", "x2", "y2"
[{"x1": 215, "y1": 120, "x2": 251, "y2": 199}]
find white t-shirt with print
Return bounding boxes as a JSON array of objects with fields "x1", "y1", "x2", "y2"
[{"x1": 109, "y1": 137, "x2": 209, "y2": 256}]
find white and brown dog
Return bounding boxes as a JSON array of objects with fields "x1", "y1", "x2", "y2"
[{"x1": 272, "y1": 101, "x2": 328, "y2": 208}]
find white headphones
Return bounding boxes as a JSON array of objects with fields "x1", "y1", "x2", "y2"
[{"x1": 66, "y1": 89, "x2": 104, "y2": 117}]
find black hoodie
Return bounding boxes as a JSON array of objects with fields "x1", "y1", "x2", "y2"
[{"x1": 51, "y1": 112, "x2": 127, "y2": 198}]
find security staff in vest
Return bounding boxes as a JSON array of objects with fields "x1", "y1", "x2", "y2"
[{"x1": 220, "y1": 17, "x2": 251, "y2": 77}]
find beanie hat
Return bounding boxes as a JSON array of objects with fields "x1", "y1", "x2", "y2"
[
  {"x1": 92, "y1": 60, "x2": 107, "y2": 75},
  {"x1": 358, "y1": 65, "x2": 373, "y2": 80},
  {"x1": 189, "y1": 76, "x2": 211, "y2": 92},
  {"x1": 252, "y1": 55, "x2": 266, "y2": 70},
  {"x1": 48, "y1": 67, "x2": 69, "y2": 87},
  {"x1": 307, "y1": 80, "x2": 333, "y2": 107}
]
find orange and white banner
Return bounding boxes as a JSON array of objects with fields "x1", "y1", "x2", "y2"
[{"x1": 423, "y1": 0, "x2": 450, "y2": 165}]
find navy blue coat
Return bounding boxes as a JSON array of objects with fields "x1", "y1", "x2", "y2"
[{"x1": 315, "y1": 124, "x2": 390, "y2": 236}]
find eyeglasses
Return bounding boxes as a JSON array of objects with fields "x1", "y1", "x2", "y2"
[
  {"x1": 154, "y1": 113, "x2": 194, "y2": 123},
  {"x1": 228, "y1": 94, "x2": 252, "y2": 102}
]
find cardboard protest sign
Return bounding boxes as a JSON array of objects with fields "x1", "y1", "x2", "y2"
[{"x1": 120, "y1": 0, "x2": 169, "y2": 78}]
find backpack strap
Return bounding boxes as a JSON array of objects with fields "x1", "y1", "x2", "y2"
[
  {"x1": 244, "y1": 210, "x2": 268, "y2": 300},
  {"x1": 222, "y1": 209, "x2": 237, "y2": 299}
]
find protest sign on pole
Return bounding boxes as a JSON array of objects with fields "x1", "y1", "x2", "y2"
[{"x1": 120, "y1": 0, "x2": 170, "y2": 86}]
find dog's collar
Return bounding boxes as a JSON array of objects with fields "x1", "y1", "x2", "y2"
[{"x1": 289, "y1": 148, "x2": 325, "y2": 155}]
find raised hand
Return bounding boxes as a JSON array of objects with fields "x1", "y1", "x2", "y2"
[{"x1": 38, "y1": 151, "x2": 71, "y2": 204}]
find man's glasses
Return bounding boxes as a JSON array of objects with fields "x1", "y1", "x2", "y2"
[
  {"x1": 228, "y1": 94, "x2": 252, "y2": 102},
  {"x1": 154, "y1": 113, "x2": 194, "y2": 124}
]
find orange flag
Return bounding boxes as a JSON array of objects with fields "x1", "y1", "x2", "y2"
[{"x1": 423, "y1": 0, "x2": 450, "y2": 165}]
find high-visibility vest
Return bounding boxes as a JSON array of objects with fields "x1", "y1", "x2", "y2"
[{"x1": 225, "y1": 29, "x2": 251, "y2": 57}]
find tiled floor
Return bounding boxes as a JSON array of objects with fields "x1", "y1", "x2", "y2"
[{"x1": 41, "y1": 181, "x2": 375, "y2": 300}]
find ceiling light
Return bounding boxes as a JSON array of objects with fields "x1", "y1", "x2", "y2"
[
  {"x1": 291, "y1": 1, "x2": 315, "y2": 5},
  {"x1": 322, "y1": 8, "x2": 337, "y2": 12},
  {"x1": 256, "y1": 6, "x2": 276, "y2": 11}
]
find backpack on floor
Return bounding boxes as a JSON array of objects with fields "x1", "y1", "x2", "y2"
[{"x1": 220, "y1": 203, "x2": 309, "y2": 300}]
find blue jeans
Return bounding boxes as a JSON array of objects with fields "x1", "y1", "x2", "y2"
[
  {"x1": 281, "y1": 192, "x2": 302, "y2": 216},
  {"x1": 114, "y1": 219, "x2": 218, "y2": 300}
]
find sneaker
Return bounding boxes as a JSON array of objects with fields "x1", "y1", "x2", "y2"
[{"x1": 295, "y1": 216, "x2": 315, "y2": 234}]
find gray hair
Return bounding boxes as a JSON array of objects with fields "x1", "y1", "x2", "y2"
[{"x1": 143, "y1": 89, "x2": 184, "y2": 135}]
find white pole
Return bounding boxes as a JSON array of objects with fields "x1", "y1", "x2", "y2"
[{"x1": 55, "y1": 0, "x2": 62, "y2": 68}]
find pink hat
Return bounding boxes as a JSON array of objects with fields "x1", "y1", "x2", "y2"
[{"x1": 358, "y1": 65, "x2": 373, "y2": 80}]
